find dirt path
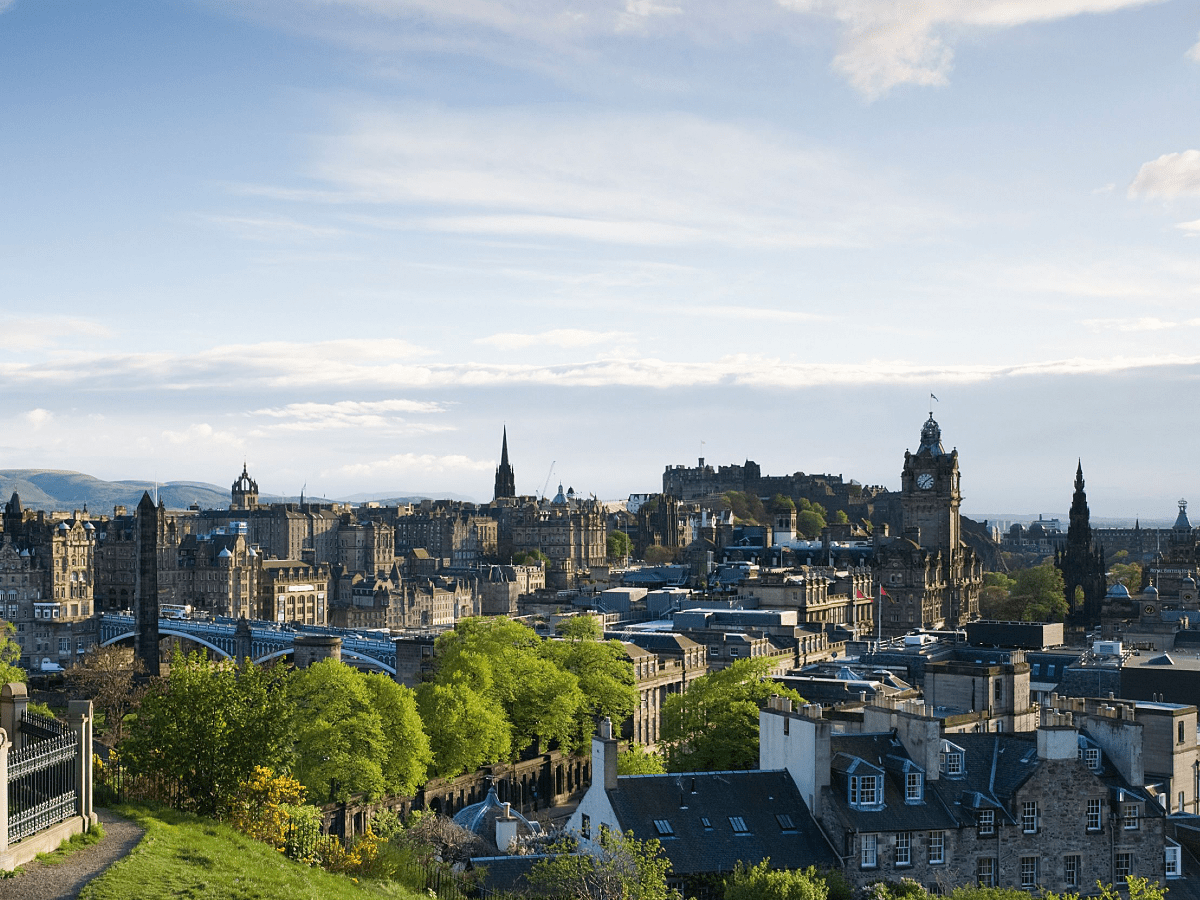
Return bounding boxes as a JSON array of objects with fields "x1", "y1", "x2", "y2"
[{"x1": 0, "y1": 809, "x2": 144, "y2": 900}]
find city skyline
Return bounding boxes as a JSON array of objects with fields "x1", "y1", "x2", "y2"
[{"x1": 2, "y1": 1, "x2": 1198, "y2": 517}]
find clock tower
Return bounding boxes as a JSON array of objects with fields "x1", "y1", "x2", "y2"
[{"x1": 900, "y1": 414, "x2": 961, "y2": 551}]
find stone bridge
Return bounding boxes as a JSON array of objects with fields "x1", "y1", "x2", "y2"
[{"x1": 97, "y1": 613, "x2": 397, "y2": 674}]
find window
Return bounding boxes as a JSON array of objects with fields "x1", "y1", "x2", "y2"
[
  {"x1": 994, "y1": 680, "x2": 1003, "y2": 703},
  {"x1": 977, "y1": 858, "x2": 996, "y2": 888},
  {"x1": 776, "y1": 814, "x2": 796, "y2": 831},
  {"x1": 1020, "y1": 856, "x2": 1039, "y2": 889},
  {"x1": 729, "y1": 647, "x2": 739, "y2": 657},
  {"x1": 1166, "y1": 845, "x2": 1181, "y2": 879},
  {"x1": 906, "y1": 772, "x2": 922, "y2": 802},
  {"x1": 700, "y1": 817, "x2": 713, "y2": 831},
  {"x1": 928, "y1": 831, "x2": 945, "y2": 865},
  {"x1": 858, "y1": 775, "x2": 879, "y2": 805},
  {"x1": 942, "y1": 751, "x2": 963, "y2": 776},
  {"x1": 1115, "y1": 852, "x2": 1132, "y2": 882},
  {"x1": 653, "y1": 819, "x2": 674, "y2": 837},
  {"x1": 581, "y1": 814, "x2": 590, "y2": 839},
  {"x1": 1064, "y1": 855, "x2": 1080, "y2": 887},
  {"x1": 1022, "y1": 801, "x2": 1038, "y2": 834},
  {"x1": 1180, "y1": 721, "x2": 1186, "y2": 744},
  {"x1": 1085, "y1": 747, "x2": 1100, "y2": 770},
  {"x1": 978, "y1": 809, "x2": 995, "y2": 836},
  {"x1": 861, "y1": 834, "x2": 878, "y2": 868},
  {"x1": 1087, "y1": 799, "x2": 1101, "y2": 831},
  {"x1": 1180, "y1": 792, "x2": 1186, "y2": 814},
  {"x1": 1123, "y1": 804, "x2": 1139, "y2": 830},
  {"x1": 895, "y1": 832, "x2": 911, "y2": 866},
  {"x1": 729, "y1": 817, "x2": 749, "y2": 834},
  {"x1": 709, "y1": 646, "x2": 719, "y2": 657}
]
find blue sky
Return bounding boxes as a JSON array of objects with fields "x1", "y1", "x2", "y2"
[{"x1": 1, "y1": 0, "x2": 1198, "y2": 518}]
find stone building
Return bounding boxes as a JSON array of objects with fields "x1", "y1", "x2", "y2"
[
  {"x1": 508, "y1": 487, "x2": 606, "y2": 591},
  {"x1": 1056, "y1": 462, "x2": 1108, "y2": 632},
  {"x1": 739, "y1": 566, "x2": 875, "y2": 639},
  {"x1": 761, "y1": 700, "x2": 1172, "y2": 894},
  {"x1": 175, "y1": 527, "x2": 259, "y2": 619},
  {"x1": 873, "y1": 415, "x2": 982, "y2": 638},
  {"x1": 395, "y1": 502, "x2": 498, "y2": 568},
  {"x1": 258, "y1": 559, "x2": 329, "y2": 625}
]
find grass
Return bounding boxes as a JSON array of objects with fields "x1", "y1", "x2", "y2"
[
  {"x1": 79, "y1": 805, "x2": 425, "y2": 900},
  {"x1": 36, "y1": 821, "x2": 107, "y2": 866}
]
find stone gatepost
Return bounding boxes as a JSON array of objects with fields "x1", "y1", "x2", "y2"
[
  {"x1": 0, "y1": 683, "x2": 28, "y2": 750},
  {"x1": 69, "y1": 700, "x2": 96, "y2": 826}
]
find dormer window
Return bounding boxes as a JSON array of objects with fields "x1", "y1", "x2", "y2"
[
  {"x1": 1085, "y1": 748, "x2": 1100, "y2": 770},
  {"x1": 939, "y1": 742, "x2": 965, "y2": 776},
  {"x1": 850, "y1": 774, "x2": 881, "y2": 807},
  {"x1": 1123, "y1": 803, "x2": 1139, "y2": 830},
  {"x1": 906, "y1": 771, "x2": 922, "y2": 802}
]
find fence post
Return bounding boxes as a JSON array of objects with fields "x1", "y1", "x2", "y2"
[
  {"x1": 68, "y1": 700, "x2": 97, "y2": 827},
  {"x1": 0, "y1": 727, "x2": 9, "y2": 854},
  {"x1": 0, "y1": 684, "x2": 27, "y2": 750}
]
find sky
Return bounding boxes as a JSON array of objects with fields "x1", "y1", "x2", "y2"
[{"x1": 1, "y1": 0, "x2": 1199, "y2": 519}]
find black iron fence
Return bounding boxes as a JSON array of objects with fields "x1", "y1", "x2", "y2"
[{"x1": 7, "y1": 722, "x2": 78, "y2": 842}]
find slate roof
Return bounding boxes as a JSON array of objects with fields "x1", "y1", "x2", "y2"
[
  {"x1": 607, "y1": 770, "x2": 838, "y2": 875},
  {"x1": 825, "y1": 733, "x2": 958, "y2": 833}
]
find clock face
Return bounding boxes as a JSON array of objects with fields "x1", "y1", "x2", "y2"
[{"x1": 917, "y1": 473, "x2": 934, "y2": 490}]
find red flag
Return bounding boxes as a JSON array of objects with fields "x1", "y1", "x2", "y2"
[
  {"x1": 879, "y1": 587, "x2": 888, "y2": 597},
  {"x1": 856, "y1": 589, "x2": 865, "y2": 599}
]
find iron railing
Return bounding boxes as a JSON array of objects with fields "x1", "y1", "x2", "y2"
[{"x1": 7, "y1": 729, "x2": 79, "y2": 842}]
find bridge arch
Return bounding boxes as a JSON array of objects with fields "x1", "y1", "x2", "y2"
[{"x1": 100, "y1": 629, "x2": 233, "y2": 660}]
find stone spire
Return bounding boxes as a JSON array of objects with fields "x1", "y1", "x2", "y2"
[{"x1": 494, "y1": 427, "x2": 516, "y2": 500}]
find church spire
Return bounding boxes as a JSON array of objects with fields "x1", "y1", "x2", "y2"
[{"x1": 494, "y1": 426, "x2": 516, "y2": 501}]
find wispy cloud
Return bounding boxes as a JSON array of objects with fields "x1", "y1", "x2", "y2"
[
  {"x1": 161, "y1": 423, "x2": 244, "y2": 448},
  {"x1": 474, "y1": 329, "x2": 632, "y2": 350},
  {"x1": 1081, "y1": 316, "x2": 1189, "y2": 332},
  {"x1": 778, "y1": 0, "x2": 1167, "y2": 99},
  {"x1": 200, "y1": 213, "x2": 345, "y2": 243},
  {"x1": 0, "y1": 316, "x2": 112, "y2": 351},
  {"x1": 1178, "y1": 219, "x2": 1200, "y2": 234},
  {"x1": 295, "y1": 106, "x2": 955, "y2": 250},
  {"x1": 326, "y1": 452, "x2": 494, "y2": 480},
  {"x1": 1128, "y1": 149, "x2": 1200, "y2": 199},
  {"x1": 248, "y1": 399, "x2": 452, "y2": 433},
  {"x1": 24, "y1": 409, "x2": 53, "y2": 429}
]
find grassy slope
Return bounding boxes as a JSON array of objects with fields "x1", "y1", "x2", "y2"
[{"x1": 80, "y1": 806, "x2": 421, "y2": 900}]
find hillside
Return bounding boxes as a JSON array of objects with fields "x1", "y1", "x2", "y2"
[{"x1": 0, "y1": 470, "x2": 230, "y2": 514}]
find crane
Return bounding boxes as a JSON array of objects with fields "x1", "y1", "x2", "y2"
[{"x1": 540, "y1": 461, "x2": 556, "y2": 500}]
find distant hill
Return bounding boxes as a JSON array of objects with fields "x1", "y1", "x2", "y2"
[
  {"x1": 0, "y1": 470, "x2": 231, "y2": 514},
  {"x1": 0, "y1": 470, "x2": 475, "y2": 515}
]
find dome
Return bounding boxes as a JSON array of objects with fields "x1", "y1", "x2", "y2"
[
  {"x1": 218, "y1": 547, "x2": 233, "y2": 559},
  {"x1": 1106, "y1": 583, "x2": 1131, "y2": 599},
  {"x1": 1143, "y1": 584, "x2": 1159, "y2": 599},
  {"x1": 83, "y1": 522, "x2": 95, "y2": 531},
  {"x1": 56, "y1": 522, "x2": 69, "y2": 531},
  {"x1": 1174, "y1": 499, "x2": 1192, "y2": 531},
  {"x1": 917, "y1": 413, "x2": 945, "y2": 456},
  {"x1": 551, "y1": 483, "x2": 567, "y2": 505},
  {"x1": 451, "y1": 785, "x2": 541, "y2": 849}
]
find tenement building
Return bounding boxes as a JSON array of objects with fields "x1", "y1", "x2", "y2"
[{"x1": 873, "y1": 415, "x2": 982, "y2": 637}]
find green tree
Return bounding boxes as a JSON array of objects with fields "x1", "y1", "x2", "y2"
[
  {"x1": 796, "y1": 510, "x2": 826, "y2": 539},
  {"x1": 979, "y1": 572, "x2": 1022, "y2": 620},
  {"x1": 832, "y1": 510, "x2": 850, "y2": 525},
  {"x1": 121, "y1": 650, "x2": 293, "y2": 816},
  {"x1": 607, "y1": 530, "x2": 632, "y2": 561},
  {"x1": 724, "y1": 861, "x2": 828, "y2": 900},
  {"x1": 0, "y1": 620, "x2": 26, "y2": 684},
  {"x1": 1108, "y1": 562, "x2": 1143, "y2": 592},
  {"x1": 359, "y1": 672, "x2": 433, "y2": 797},
  {"x1": 557, "y1": 616, "x2": 602, "y2": 641},
  {"x1": 660, "y1": 658, "x2": 804, "y2": 772},
  {"x1": 513, "y1": 549, "x2": 549, "y2": 567},
  {"x1": 542, "y1": 636, "x2": 637, "y2": 750},
  {"x1": 618, "y1": 745, "x2": 666, "y2": 775},
  {"x1": 772, "y1": 495, "x2": 796, "y2": 511},
  {"x1": 67, "y1": 644, "x2": 145, "y2": 745},
  {"x1": 416, "y1": 679, "x2": 511, "y2": 779},
  {"x1": 643, "y1": 545, "x2": 675, "y2": 565},
  {"x1": 529, "y1": 830, "x2": 679, "y2": 900},
  {"x1": 1011, "y1": 562, "x2": 1067, "y2": 622}
]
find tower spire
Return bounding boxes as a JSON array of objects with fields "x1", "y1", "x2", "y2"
[{"x1": 494, "y1": 426, "x2": 516, "y2": 501}]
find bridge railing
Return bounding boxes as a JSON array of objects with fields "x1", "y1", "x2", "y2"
[{"x1": 0, "y1": 683, "x2": 95, "y2": 870}]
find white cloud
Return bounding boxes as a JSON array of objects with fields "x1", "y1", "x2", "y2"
[
  {"x1": 248, "y1": 398, "x2": 451, "y2": 433},
  {"x1": 200, "y1": 213, "x2": 344, "y2": 242},
  {"x1": 328, "y1": 452, "x2": 494, "y2": 480},
  {"x1": 161, "y1": 423, "x2": 244, "y2": 447},
  {"x1": 1129, "y1": 150, "x2": 1200, "y2": 199},
  {"x1": 23, "y1": 409, "x2": 53, "y2": 429},
  {"x1": 777, "y1": 0, "x2": 1168, "y2": 99},
  {"x1": 1178, "y1": 219, "x2": 1200, "y2": 234},
  {"x1": 1082, "y1": 316, "x2": 1179, "y2": 332},
  {"x1": 302, "y1": 107, "x2": 955, "y2": 250},
  {"x1": 474, "y1": 329, "x2": 632, "y2": 350},
  {"x1": 1189, "y1": 33, "x2": 1200, "y2": 62},
  {"x1": 0, "y1": 316, "x2": 112, "y2": 351}
]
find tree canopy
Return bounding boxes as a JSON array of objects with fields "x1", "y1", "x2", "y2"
[
  {"x1": 724, "y1": 861, "x2": 828, "y2": 900},
  {"x1": 0, "y1": 620, "x2": 25, "y2": 685},
  {"x1": 122, "y1": 650, "x2": 293, "y2": 816},
  {"x1": 530, "y1": 830, "x2": 679, "y2": 900},
  {"x1": 660, "y1": 657, "x2": 804, "y2": 772},
  {"x1": 606, "y1": 530, "x2": 632, "y2": 561}
]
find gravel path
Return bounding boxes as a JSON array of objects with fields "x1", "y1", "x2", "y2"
[{"x1": 0, "y1": 809, "x2": 144, "y2": 900}]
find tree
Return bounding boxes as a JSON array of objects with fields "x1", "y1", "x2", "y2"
[
  {"x1": 416, "y1": 679, "x2": 511, "y2": 778},
  {"x1": 557, "y1": 616, "x2": 602, "y2": 641},
  {"x1": 660, "y1": 658, "x2": 804, "y2": 772},
  {"x1": 796, "y1": 510, "x2": 826, "y2": 539},
  {"x1": 121, "y1": 650, "x2": 293, "y2": 816},
  {"x1": 513, "y1": 549, "x2": 549, "y2": 567},
  {"x1": 542, "y1": 636, "x2": 637, "y2": 750},
  {"x1": 0, "y1": 620, "x2": 25, "y2": 684},
  {"x1": 529, "y1": 830, "x2": 679, "y2": 900},
  {"x1": 1011, "y1": 562, "x2": 1067, "y2": 622},
  {"x1": 607, "y1": 530, "x2": 632, "y2": 561},
  {"x1": 643, "y1": 545, "x2": 675, "y2": 565},
  {"x1": 618, "y1": 745, "x2": 666, "y2": 775},
  {"x1": 979, "y1": 572, "x2": 1021, "y2": 620},
  {"x1": 772, "y1": 495, "x2": 796, "y2": 511},
  {"x1": 832, "y1": 510, "x2": 850, "y2": 525},
  {"x1": 724, "y1": 861, "x2": 828, "y2": 900},
  {"x1": 288, "y1": 659, "x2": 431, "y2": 801},
  {"x1": 67, "y1": 645, "x2": 145, "y2": 745},
  {"x1": 1108, "y1": 562, "x2": 1143, "y2": 592}
]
